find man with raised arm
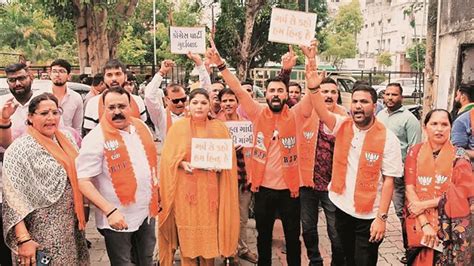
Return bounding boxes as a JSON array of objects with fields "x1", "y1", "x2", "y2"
[
  {"x1": 305, "y1": 45, "x2": 403, "y2": 265},
  {"x1": 206, "y1": 41, "x2": 322, "y2": 266}
]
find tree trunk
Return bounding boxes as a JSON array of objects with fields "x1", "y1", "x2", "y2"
[
  {"x1": 237, "y1": 0, "x2": 265, "y2": 81},
  {"x1": 422, "y1": 0, "x2": 438, "y2": 117},
  {"x1": 72, "y1": 0, "x2": 138, "y2": 75}
]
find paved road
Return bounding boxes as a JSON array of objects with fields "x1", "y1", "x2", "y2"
[{"x1": 87, "y1": 205, "x2": 404, "y2": 265}]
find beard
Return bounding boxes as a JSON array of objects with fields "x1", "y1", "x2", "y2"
[
  {"x1": 352, "y1": 110, "x2": 374, "y2": 127},
  {"x1": 453, "y1": 100, "x2": 462, "y2": 110},
  {"x1": 9, "y1": 84, "x2": 32, "y2": 98},
  {"x1": 53, "y1": 80, "x2": 67, "y2": 86},
  {"x1": 266, "y1": 97, "x2": 287, "y2": 112}
]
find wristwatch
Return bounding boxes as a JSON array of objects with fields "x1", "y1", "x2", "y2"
[{"x1": 377, "y1": 213, "x2": 388, "y2": 222}]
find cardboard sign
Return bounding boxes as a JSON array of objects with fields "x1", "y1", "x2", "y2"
[
  {"x1": 190, "y1": 138, "x2": 233, "y2": 170},
  {"x1": 268, "y1": 8, "x2": 317, "y2": 46},
  {"x1": 170, "y1": 26, "x2": 206, "y2": 54},
  {"x1": 225, "y1": 121, "x2": 254, "y2": 148}
]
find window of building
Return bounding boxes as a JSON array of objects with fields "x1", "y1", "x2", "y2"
[
  {"x1": 378, "y1": 20, "x2": 382, "y2": 25},
  {"x1": 401, "y1": 36, "x2": 405, "y2": 44},
  {"x1": 387, "y1": 18, "x2": 391, "y2": 24},
  {"x1": 371, "y1": 22, "x2": 375, "y2": 27}
]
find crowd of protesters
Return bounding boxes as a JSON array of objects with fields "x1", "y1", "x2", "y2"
[{"x1": 0, "y1": 38, "x2": 473, "y2": 266}]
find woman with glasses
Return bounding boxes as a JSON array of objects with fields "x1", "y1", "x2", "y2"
[
  {"x1": 159, "y1": 89, "x2": 239, "y2": 265},
  {"x1": 2, "y1": 93, "x2": 89, "y2": 265},
  {"x1": 404, "y1": 109, "x2": 474, "y2": 265}
]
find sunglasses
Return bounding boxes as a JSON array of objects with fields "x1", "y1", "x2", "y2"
[
  {"x1": 170, "y1": 97, "x2": 187, "y2": 104},
  {"x1": 7, "y1": 75, "x2": 28, "y2": 84}
]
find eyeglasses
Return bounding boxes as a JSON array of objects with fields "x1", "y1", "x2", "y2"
[
  {"x1": 170, "y1": 97, "x2": 187, "y2": 104},
  {"x1": 7, "y1": 75, "x2": 28, "y2": 84},
  {"x1": 51, "y1": 69, "x2": 68, "y2": 74},
  {"x1": 34, "y1": 109, "x2": 62, "y2": 117}
]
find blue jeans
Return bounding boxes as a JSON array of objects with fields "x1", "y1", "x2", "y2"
[
  {"x1": 98, "y1": 218, "x2": 155, "y2": 266},
  {"x1": 300, "y1": 188, "x2": 345, "y2": 266}
]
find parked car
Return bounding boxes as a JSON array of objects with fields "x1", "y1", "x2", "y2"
[
  {"x1": 373, "y1": 77, "x2": 423, "y2": 97},
  {"x1": 0, "y1": 78, "x2": 90, "y2": 99}
]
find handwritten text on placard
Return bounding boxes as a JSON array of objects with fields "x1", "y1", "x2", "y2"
[
  {"x1": 170, "y1": 26, "x2": 206, "y2": 54},
  {"x1": 225, "y1": 121, "x2": 254, "y2": 148},
  {"x1": 190, "y1": 138, "x2": 233, "y2": 170},
  {"x1": 268, "y1": 8, "x2": 317, "y2": 46}
]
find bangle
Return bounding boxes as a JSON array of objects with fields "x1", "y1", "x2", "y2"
[
  {"x1": 421, "y1": 222, "x2": 430, "y2": 229},
  {"x1": 217, "y1": 62, "x2": 227, "y2": 72},
  {"x1": 106, "y1": 208, "x2": 117, "y2": 218},
  {"x1": 0, "y1": 121, "x2": 12, "y2": 129},
  {"x1": 17, "y1": 238, "x2": 32, "y2": 246}
]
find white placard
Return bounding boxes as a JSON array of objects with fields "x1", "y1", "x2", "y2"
[
  {"x1": 225, "y1": 121, "x2": 254, "y2": 148},
  {"x1": 190, "y1": 138, "x2": 233, "y2": 170},
  {"x1": 268, "y1": 8, "x2": 317, "y2": 46},
  {"x1": 170, "y1": 26, "x2": 206, "y2": 54}
]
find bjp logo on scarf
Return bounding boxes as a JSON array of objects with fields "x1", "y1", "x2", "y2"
[
  {"x1": 104, "y1": 139, "x2": 119, "y2": 151},
  {"x1": 364, "y1": 152, "x2": 380, "y2": 166},
  {"x1": 303, "y1": 131, "x2": 314, "y2": 142},
  {"x1": 255, "y1": 132, "x2": 266, "y2": 151},
  {"x1": 417, "y1": 176, "x2": 432, "y2": 191},
  {"x1": 281, "y1": 136, "x2": 296, "y2": 150}
]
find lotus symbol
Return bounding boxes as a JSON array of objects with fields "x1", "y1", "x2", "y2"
[
  {"x1": 435, "y1": 174, "x2": 448, "y2": 185},
  {"x1": 417, "y1": 176, "x2": 432, "y2": 186},
  {"x1": 281, "y1": 136, "x2": 296, "y2": 150},
  {"x1": 303, "y1": 131, "x2": 314, "y2": 141},
  {"x1": 104, "y1": 140, "x2": 119, "y2": 151},
  {"x1": 365, "y1": 152, "x2": 379, "y2": 165}
]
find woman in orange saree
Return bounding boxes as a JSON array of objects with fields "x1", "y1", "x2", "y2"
[{"x1": 158, "y1": 88, "x2": 239, "y2": 265}]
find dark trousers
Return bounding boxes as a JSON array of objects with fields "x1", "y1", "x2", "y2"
[
  {"x1": 255, "y1": 187, "x2": 301, "y2": 266},
  {"x1": 392, "y1": 176, "x2": 408, "y2": 250},
  {"x1": 0, "y1": 203, "x2": 12, "y2": 266},
  {"x1": 300, "y1": 188, "x2": 345, "y2": 266},
  {"x1": 335, "y1": 208, "x2": 382, "y2": 266},
  {"x1": 98, "y1": 218, "x2": 155, "y2": 266}
]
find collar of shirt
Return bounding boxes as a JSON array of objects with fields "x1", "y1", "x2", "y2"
[{"x1": 384, "y1": 105, "x2": 406, "y2": 116}]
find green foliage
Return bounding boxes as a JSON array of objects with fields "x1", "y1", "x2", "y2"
[
  {"x1": 406, "y1": 41, "x2": 426, "y2": 71},
  {"x1": 376, "y1": 51, "x2": 392, "y2": 68},
  {"x1": 321, "y1": 0, "x2": 363, "y2": 68},
  {"x1": 117, "y1": 26, "x2": 147, "y2": 65},
  {"x1": 215, "y1": 0, "x2": 330, "y2": 72}
]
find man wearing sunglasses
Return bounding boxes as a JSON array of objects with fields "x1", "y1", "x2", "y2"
[{"x1": 144, "y1": 59, "x2": 188, "y2": 142}]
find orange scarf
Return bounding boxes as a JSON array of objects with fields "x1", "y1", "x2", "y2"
[
  {"x1": 98, "y1": 94, "x2": 140, "y2": 120},
  {"x1": 250, "y1": 105, "x2": 299, "y2": 197},
  {"x1": 158, "y1": 118, "x2": 239, "y2": 264},
  {"x1": 297, "y1": 106, "x2": 347, "y2": 187},
  {"x1": 331, "y1": 119, "x2": 386, "y2": 213},
  {"x1": 100, "y1": 117, "x2": 160, "y2": 216},
  {"x1": 405, "y1": 142, "x2": 457, "y2": 265},
  {"x1": 27, "y1": 126, "x2": 86, "y2": 230}
]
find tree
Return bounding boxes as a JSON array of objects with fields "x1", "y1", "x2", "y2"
[
  {"x1": 215, "y1": 0, "x2": 329, "y2": 80},
  {"x1": 320, "y1": 0, "x2": 363, "y2": 69},
  {"x1": 31, "y1": 0, "x2": 139, "y2": 74},
  {"x1": 406, "y1": 41, "x2": 426, "y2": 72},
  {"x1": 376, "y1": 51, "x2": 392, "y2": 70}
]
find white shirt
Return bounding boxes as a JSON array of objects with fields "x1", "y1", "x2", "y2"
[
  {"x1": 75, "y1": 124, "x2": 153, "y2": 232},
  {"x1": 55, "y1": 87, "x2": 83, "y2": 133},
  {"x1": 83, "y1": 94, "x2": 147, "y2": 130},
  {"x1": 144, "y1": 74, "x2": 185, "y2": 142},
  {"x1": 326, "y1": 115, "x2": 403, "y2": 219}
]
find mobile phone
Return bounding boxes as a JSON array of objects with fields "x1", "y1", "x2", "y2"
[{"x1": 36, "y1": 251, "x2": 51, "y2": 266}]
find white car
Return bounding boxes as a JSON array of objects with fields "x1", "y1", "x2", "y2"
[{"x1": 373, "y1": 77, "x2": 423, "y2": 97}]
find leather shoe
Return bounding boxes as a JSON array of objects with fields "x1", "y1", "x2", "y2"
[{"x1": 239, "y1": 251, "x2": 258, "y2": 264}]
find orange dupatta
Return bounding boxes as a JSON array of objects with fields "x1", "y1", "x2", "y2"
[
  {"x1": 330, "y1": 119, "x2": 386, "y2": 213},
  {"x1": 27, "y1": 126, "x2": 86, "y2": 230},
  {"x1": 158, "y1": 118, "x2": 239, "y2": 264},
  {"x1": 250, "y1": 105, "x2": 299, "y2": 197},
  {"x1": 297, "y1": 106, "x2": 347, "y2": 187},
  {"x1": 100, "y1": 116, "x2": 160, "y2": 216}
]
